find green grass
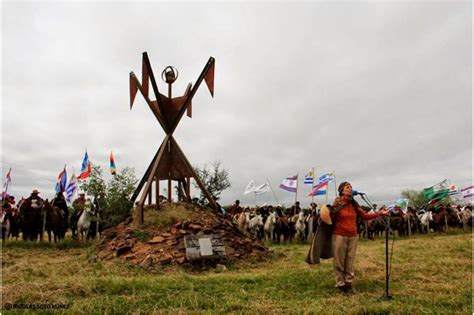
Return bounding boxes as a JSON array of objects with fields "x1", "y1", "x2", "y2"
[{"x1": 1, "y1": 230, "x2": 472, "y2": 314}]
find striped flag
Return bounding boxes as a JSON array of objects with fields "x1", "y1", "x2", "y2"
[
  {"x1": 317, "y1": 172, "x2": 335, "y2": 184},
  {"x1": 55, "y1": 166, "x2": 68, "y2": 193},
  {"x1": 304, "y1": 170, "x2": 314, "y2": 185},
  {"x1": 66, "y1": 173, "x2": 78, "y2": 202},
  {"x1": 308, "y1": 180, "x2": 329, "y2": 196},
  {"x1": 77, "y1": 151, "x2": 91, "y2": 180},
  {"x1": 279, "y1": 175, "x2": 298, "y2": 193},
  {"x1": 461, "y1": 185, "x2": 473, "y2": 201},
  {"x1": 448, "y1": 185, "x2": 460, "y2": 197},
  {"x1": 243, "y1": 180, "x2": 256, "y2": 195},
  {"x1": 110, "y1": 151, "x2": 117, "y2": 175},
  {"x1": 254, "y1": 182, "x2": 271, "y2": 196},
  {"x1": 3, "y1": 168, "x2": 12, "y2": 194}
]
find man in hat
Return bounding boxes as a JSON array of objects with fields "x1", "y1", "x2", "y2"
[{"x1": 25, "y1": 189, "x2": 44, "y2": 210}]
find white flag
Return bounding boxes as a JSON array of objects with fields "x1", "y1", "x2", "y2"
[
  {"x1": 244, "y1": 180, "x2": 256, "y2": 195},
  {"x1": 255, "y1": 182, "x2": 271, "y2": 196}
]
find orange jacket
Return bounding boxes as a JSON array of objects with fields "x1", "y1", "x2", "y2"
[{"x1": 332, "y1": 197, "x2": 379, "y2": 237}]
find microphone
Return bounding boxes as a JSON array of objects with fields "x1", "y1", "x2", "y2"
[{"x1": 352, "y1": 191, "x2": 365, "y2": 196}]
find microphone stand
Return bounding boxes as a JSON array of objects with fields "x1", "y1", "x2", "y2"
[{"x1": 357, "y1": 193, "x2": 392, "y2": 300}]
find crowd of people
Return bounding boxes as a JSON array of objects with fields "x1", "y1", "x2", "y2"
[{"x1": 0, "y1": 189, "x2": 100, "y2": 241}]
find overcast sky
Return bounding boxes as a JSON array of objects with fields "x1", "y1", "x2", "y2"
[{"x1": 2, "y1": 1, "x2": 472, "y2": 208}]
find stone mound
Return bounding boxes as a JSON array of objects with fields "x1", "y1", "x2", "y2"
[{"x1": 96, "y1": 202, "x2": 269, "y2": 269}]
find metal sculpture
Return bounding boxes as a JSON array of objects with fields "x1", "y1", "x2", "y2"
[{"x1": 129, "y1": 52, "x2": 217, "y2": 224}]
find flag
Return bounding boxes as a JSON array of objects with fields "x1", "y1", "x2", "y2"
[
  {"x1": 448, "y1": 185, "x2": 460, "y2": 197},
  {"x1": 3, "y1": 168, "x2": 12, "y2": 194},
  {"x1": 423, "y1": 179, "x2": 449, "y2": 201},
  {"x1": 77, "y1": 151, "x2": 91, "y2": 180},
  {"x1": 110, "y1": 151, "x2": 117, "y2": 175},
  {"x1": 254, "y1": 182, "x2": 271, "y2": 196},
  {"x1": 317, "y1": 172, "x2": 335, "y2": 184},
  {"x1": 279, "y1": 175, "x2": 298, "y2": 193},
  {"x1": 55, "y1": 167, "x2": 68, "y2": 193},
  {"x1": 308, "y1": 180, "x2": 329, "y2": 196},
  {"x1": 461, "y1": 185, "x2": 473, "y2": 201},
  {"x1": 304, "y1": 170, "x2": 314, "y2": 185},
  {"x1": 66, "y1": 173, "x2": 78, "y2": 202},
  {"x1": 387, "y1": 198, "x2": 409, "y2": 214},
  {"x1": 243, "y1": 180, "x2": 256, "y2": 195}
]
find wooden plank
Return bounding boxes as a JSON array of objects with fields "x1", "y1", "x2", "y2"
[{"x1": 169, "y1": 136, "x2": 218, "y2": 211}]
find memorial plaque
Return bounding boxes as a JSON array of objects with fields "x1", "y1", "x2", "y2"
[
  {"x1": 184, "y1": 234, "x2": 225, "y2": 261},
  {"x1": 199, "y1": 238, "x2": 213, "y2": 256}
]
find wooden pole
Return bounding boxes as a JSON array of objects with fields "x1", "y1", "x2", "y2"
[
  {"x1": 295, "y1": 174, "x2": 299, "y2": 204},
  {"x1": 137, "y1": 135, "x2": 170, "y2": 225},
  {"x1": 170, "y1": 136, "x2": 218, "y2": 210},
  {"x1": 155, "y1": 177, "x2": 160, "y2": 209},
  {"x1": 266, "y1": 178, "x2": 280, "y2": 205}
]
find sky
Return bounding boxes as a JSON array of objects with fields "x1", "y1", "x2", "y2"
[{"x1": 2, "y1": 1, "x2": 472, "y2": 208}]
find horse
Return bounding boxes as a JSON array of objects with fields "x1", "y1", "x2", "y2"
[
  {"x1": 1, "y1": 211, "x2": 11, "y2": 241},
  {"x1": 77, "y1": 200, "x2": 97, "y2": 241},
  {"x1": 237, "y1": 211, "x2": 250, "y2": 232},
  {"x1": 294, "y1": 211, "x2": 306, "y2": 242},
  {"x1": 274, "y1": 215, "x2": 290, "y2": 243},
  {"x1": 247, "y1": 214, "x2": 263, "y2": 238},
  {"x1": 43, "y1": 199, "x2": 65, "y2": 243},
  {"x1": 418, "y1": 211, "x2": 433, "y2": 233},
  {"x1": 18, "y1": 198, "x2": 42, "y2": 241},
  {"x1": 264, "y1": 212, "x2": 277, "y2": 242},
  {"x1": 431, "y1": 209, "x2": 449, "y2": 232}
]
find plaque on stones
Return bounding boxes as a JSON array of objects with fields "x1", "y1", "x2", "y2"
[{"x1": 184, "y1": 234, "x2": 225, "y2": 261}]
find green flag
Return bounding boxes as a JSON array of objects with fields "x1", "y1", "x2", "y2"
[{"x1": 423, "y1": 179, "x2": 450, "y2": 202}]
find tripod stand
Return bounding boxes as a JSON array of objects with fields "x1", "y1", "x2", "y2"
[{"x1": 357, "y1": 193, "x2": 393, "y2": 300}]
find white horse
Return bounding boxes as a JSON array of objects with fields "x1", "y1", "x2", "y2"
[
  {"x1": 1, "y1": 211, "x2": 11, "y2": 241},
  {"x1": 77, "y1": 200, "x2": 94, "y2": 241},
  {"x1": 264, "y1": 212, "x2": 277, "y2": 242},
  {"x1": 237, "y1": 211, "x2": 250, "y2": 231},
  {"x1": 295, "y1": 211, "x2": 306, "y2": 242},
  {"x1": 418, "y1": 211, "x2": 433, "y2": 233},
  {"x1": 460, "y1": 207, "x2": 473, "y2": 229},
  {"x1": 247, "y1": 214, "x2": 263, "y2": 238}
]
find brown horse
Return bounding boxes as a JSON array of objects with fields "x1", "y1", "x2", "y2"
[
  {"x1": 18, "y1": 198, "x2": 42, "y2": 241},
  {"x1": 274, "y1": 216, "x2": 291, "y2": 243},
  {"x1": 432, "y1": 209, "x2": 449, "y2": 232},
  {"x1": 43, "y1": 199, "x2": 65, "y2": 243}
]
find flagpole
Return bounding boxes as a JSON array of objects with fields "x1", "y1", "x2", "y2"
[
  {"x1": 333, "y1": 171, "x2": 337, "y2": 197},
  {"x1": 295, "y1": 173, "x2": 299, "y2": 204},
  {"x1": 266, "y1": 178, "x2": 280, "y2": 205},
  {"x1": 311, "y1": 167, "x2": 315, "y2": 204}
]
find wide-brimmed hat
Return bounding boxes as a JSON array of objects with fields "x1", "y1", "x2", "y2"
[
  {"x1": 320, "y1": 204, "x2": 332, "y2": 225},
  {"x1": 32, "y1": 189, "x2": 40, "y2": 194}
]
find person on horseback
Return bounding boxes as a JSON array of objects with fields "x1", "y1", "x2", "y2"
[
  {"x1": 53, "y1": 191, "x2": 69, "y2": 231},
  {"x1": 70, "y1": 193, "x2": 86, "y2": 239},
  {"x1": 25, "y1": 189, "x2": 44, "y2": 211}
]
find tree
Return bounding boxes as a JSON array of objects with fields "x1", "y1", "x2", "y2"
[
  {"x1": 79, "y1": 165, "x2": 106, "y2": 199},
  {"x1": 79, "y1": 165, "x2": 138, "y2": 228},
  {"x1": 103, "y1": 167, "x2": 138, "y2": 228},
  {"x1": 193, "y1": 160, "x2": 231, "y2": 206}
]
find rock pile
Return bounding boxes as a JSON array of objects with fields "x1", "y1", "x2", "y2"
[{"x1": 96, "y1": 203, "x2": 269, "y2": 269}]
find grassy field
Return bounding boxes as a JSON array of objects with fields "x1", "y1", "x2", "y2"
[{"x1": 1, "y1": 230, "x2": 472, "y2": 314}]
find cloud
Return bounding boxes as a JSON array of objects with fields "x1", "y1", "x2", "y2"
[{"x1": 2, "y1": 1, "x2": 471, "y2": 207}]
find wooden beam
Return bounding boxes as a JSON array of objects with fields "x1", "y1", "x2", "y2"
[
  {"x1": 142, "y1": 52, "x2": 170, "y2": 130},
  {"x1": 169, "y1": 136, "x2": 218, "y2": 211},
  {"x1": 130, "y1": 140, "x2": 165, "y2": 205},
  {"x1": 169, "y1": 57, "x2": 215, "y2": 134},
  {"x1": 138, "y1": 135, "x2": 170, "y2": 218},
  {"x1": 129, "y1": 72, "x2": 167, "y2": 132}
]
